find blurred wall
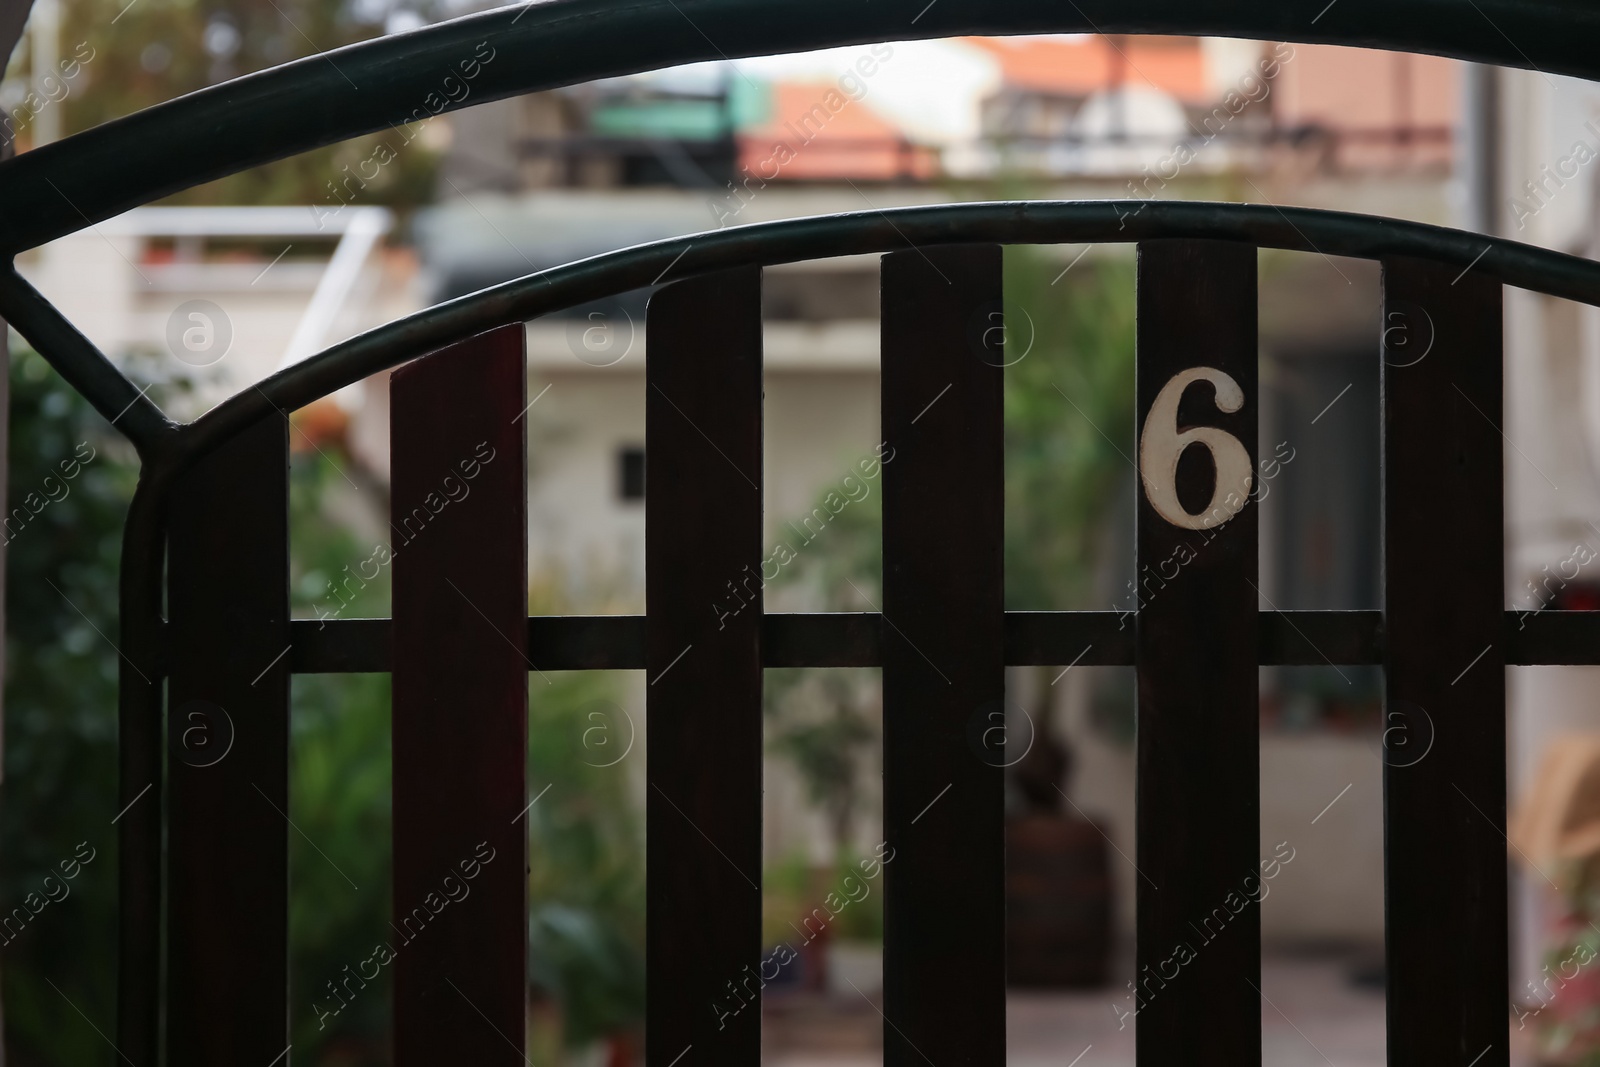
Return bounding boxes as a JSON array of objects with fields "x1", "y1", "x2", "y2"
[{"x1": 1063, "y1": 667, "x2": 1386, "y2": 945}]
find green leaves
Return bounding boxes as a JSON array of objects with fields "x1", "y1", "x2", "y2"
[
  {"x1": 527, "y1": 902, "x2": 643, "y2": 1046},
  {"x1": 525, "y1": 670, "x2": 646, "y2": 1047},
  {"x1": 0, "y1": 348, "x2": 132, "y2": 1063},
  {"x1": 1002, "y1": 247, "x2": 1137, "y2": 611}
]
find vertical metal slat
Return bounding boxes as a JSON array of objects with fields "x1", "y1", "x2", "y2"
[
  {"x1": 1134, "y1": 239, "x2": 1260, "y2": 1064},
  {"x1": 645, "y1": 266, "x2": 765, "y2": 1065},
  {"x1": 392, "y1": 324, "x2": 528, "y2": 1064},
  {"x1": 1382, "y1": 257, "x2": 1507, "y2": 1066},
  {"x1": 167, "y1": 415, "x2": 291, "y2": 1065},
  {"x1": 881, "y1": 244, "x2": 1006, "y2": 1066}
]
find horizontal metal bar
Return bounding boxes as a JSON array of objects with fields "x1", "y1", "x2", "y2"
[
  {"x1": 287, "y1": 610, "x2": 1381, "y2": 673},
  {"x1": 290, "y1": 617, "x2": 389, "y2": 673},
  {"x1": 285, "y1": 610, "x2": 1600, "y2": 674},
  {"x1": 2, "y1": 0, "x2": 1596, "y2": 257},
  {"x1": 765, "y1": 612, "x2": 880, "y2": 667},
  {"x1": 1504, "y1": 609, "x2": 1600, "y2": 664}
]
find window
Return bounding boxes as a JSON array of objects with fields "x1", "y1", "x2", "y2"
[{"x1": 618, "y1": 445, "x2": 645, "y2": 502}]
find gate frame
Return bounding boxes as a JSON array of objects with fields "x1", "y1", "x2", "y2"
[{"x1": 2, "y1": 2, "x2": 1600, "y2": 1063}]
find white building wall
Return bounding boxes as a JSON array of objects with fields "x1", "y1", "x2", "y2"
[{"x1": 1497, "y1": 66, "x2": 1600, "y2": 994}]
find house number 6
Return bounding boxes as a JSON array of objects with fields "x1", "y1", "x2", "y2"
[{"x1": 1139, "y1": 367, "x2": 1253, "y2": 531}]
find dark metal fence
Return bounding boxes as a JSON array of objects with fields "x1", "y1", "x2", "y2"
[
  {"x1": 9, "y1": 197, "x2": 1597, "y2": 1065},
  {"x1": 3, "y1": 3, "x2": 1600, "y2": 1065}
]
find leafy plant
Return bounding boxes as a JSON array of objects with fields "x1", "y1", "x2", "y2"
[
  {"x1": 1002, "y1": 246, "x2": 1137, "y2": 612},
  {"x1": 287, "y1": 673, "x2": 394, "y2": 1062},
  {"x1": 761, "y1": 250, "x2": 1140, "y2": 855},
  {"x1": 761, "y1": 848, "x2": 885, "y2": 947},
  {"x1": 525, "y1": 666, "x2": 644, "y2": 1049},
  {"x1": 24, "y1": 0, "x2": 442, "y2": 216},
  {"x1": 1004, "y1": 246, "x2": 1138, "y2": 747},
  {"x1": 0, "y1": 346, "x2": 134, "y2": 1065},
  {"x1": 767, "y1": 670, "x2": 876, "y2": 855},
  {"x1": 762, "y1": 470, "x2": 883, "y2": 870}
]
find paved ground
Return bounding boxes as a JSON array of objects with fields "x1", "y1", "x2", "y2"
[{"x1": 766, "y1": 952, "x2": 1536, "y2": 1067}]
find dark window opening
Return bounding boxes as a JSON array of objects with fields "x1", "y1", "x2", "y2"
[{"x1": 619, "y1": 446, "x2": 645, "y2": 502}]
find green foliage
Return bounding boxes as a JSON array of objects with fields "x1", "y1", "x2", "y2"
[
  {"x1": 1002, "y1": 247, "x2": 1137, "y2": 610},
  {"x1": 761, "y1": 849, "x2": 884, "y2": 944},
  {"x1": 525, "y1": 671, "x2": 645, "y2": 1048},
  {"x1": 779, "y1": 483, "x2": 884, "y2": 610},
  {"x1": 0, "y1": 346, "x2": 134, "y2": 1064},
  {"x1": 289, "y1": 450, "x2": 391, "y2": 622},
  {"x1": 0, "y1": 356, "x2": 403, "y2": 1067},
  {"x1": 822, "y1": 854, "x2": 884, "y2": 941},
  {"x1": 1004, "y1": 248, "x2": 1138, "y2": 737},
  {"x1": 0, "y1": 353, "x2": 648, "y2": 1063},
  {"x1": 287, "y1": 673, "x2": 394, "y2": 1061},
  {"x1": 24, "y1": 0, "x2": 441, "y2": 213},
  {"x1": 766, "y1": 248, "x2": 1137, "y2": 615},
  {"x1": 275, "y1": 449, "x2": 396, "y2": 1062},
  {"x1": 762, "y1": 459, "x2": 885, "y2": 869},
  {"x1": 760, "y1": 252, "x2": 1138, "y2": 869},
  {"x1": 257, "y1": 451, "x2": 649, "y2": 1061},
  {"x1": 765, "y1": 669, "x2": 876, "y2": 857},
  {"x1": 0, "y1": 248, "x2": 1136, "y2": 1064},
  {"x1": 769, "y1": 678, "x2": 873, "y2": 810}
]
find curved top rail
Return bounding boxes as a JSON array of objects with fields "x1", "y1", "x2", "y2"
[
  {"x1": 156, "y1": 198, "x2": 1600, "y2": 473},
  {"x1": 0, "y1": 0, "x2": 1594, "y2": 255}
]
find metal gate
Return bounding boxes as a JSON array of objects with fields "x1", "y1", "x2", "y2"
[{"x1": 3, "y1": 3, "x2": 1600, "y2": 1065}]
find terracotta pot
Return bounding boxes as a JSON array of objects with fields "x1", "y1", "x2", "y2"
[
  {"x1": 1005, "y1": 813, "x2": 1113, "y2": 987},
  {"x1": 605, "y1": 1030, "x2": 641, "y2": 1067}
]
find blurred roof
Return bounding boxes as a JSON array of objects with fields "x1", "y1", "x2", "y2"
[
  {"x1": 737, "y1": 80, "x2": 939, "y2": 181},
  {"x1": 961, "y1": 34, "x2": 1209, "y2": 104}
]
